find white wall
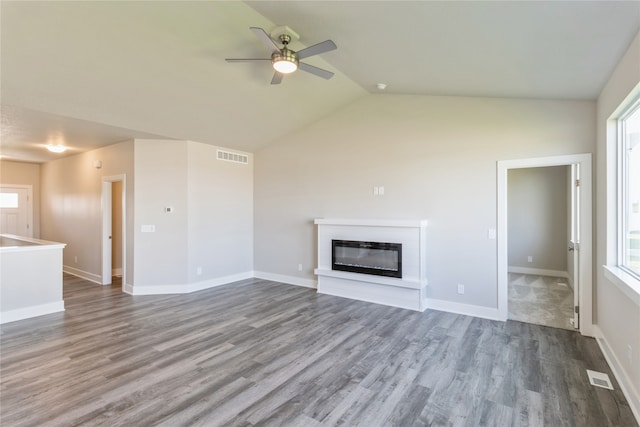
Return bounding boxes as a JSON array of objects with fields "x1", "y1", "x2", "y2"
[
  {"x1": 132, "y1": 139, "x2": 253, "y2": 293},
  {"x1": 0, "y1": 241, "x2": 65, "y2": 323},
  {"x1": 39, "y1": 138, "x2": 253, "y2": 293},
  {"x1": 133, "y1": 139, "x2": 189, "y2": 288},
  {"x1": 187, "y1": 141, "x2": 253, "y2": 283},
  {"x1": 0, "y1": 160, "x2": 41, "y2": 237},
  {"x1": 508, "y1": 166, "x2": 568, "y2": 273},
  {"x1": 596, "y1": 30, "x2": 640, "y2": 416},
  {"x1": 254, "y1": 95, "x2": 595, "y2": 311},
  {"x1": 40, "y1": 140, "x2": 135, "y2": 284}
]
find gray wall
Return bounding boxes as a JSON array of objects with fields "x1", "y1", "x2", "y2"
[
  {"x1": 40, "y1": 140, "x2": 135, "y2": 284},
  {"x1": 508, "y1": 166, "x2": 568, "y2": 273},
  {"x1": 254, "y1": 94, "x2": 595, "y2": 310},
  {"x1": 39, "y1": 138, "x2": 253, "y2": 292},
  {"x1": 133, "y1": 139, "x2": 253, "y2": 291},
  {"x1": 596, "y1": 30, "x2": 640, "y2": 406}
]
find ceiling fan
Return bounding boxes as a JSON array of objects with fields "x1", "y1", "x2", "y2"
[{"x1": 226, "y1": 27, "x2": 337, "y2": 85}]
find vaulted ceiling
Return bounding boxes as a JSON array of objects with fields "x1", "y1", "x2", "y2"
[{"x1": 1, "y1": 1, "x2": 639, "y2": 163}]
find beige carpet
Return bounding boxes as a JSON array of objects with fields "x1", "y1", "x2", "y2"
[{"x1": 508, "y1": 273, "x2": 575, "y2": 330}]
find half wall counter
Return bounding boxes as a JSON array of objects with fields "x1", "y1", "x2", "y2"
[{"x1": 1, "y1": 234, "x2": 66, "y2": 324}]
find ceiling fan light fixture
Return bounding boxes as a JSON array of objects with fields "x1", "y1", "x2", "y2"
[
  {"x1": 272, "y1": 50, "x2": 298, "y2": 74},
  {"x1": 273, "y1": 59, "x2": 298, "y2": 74},
  {"x1": 47, "y1": 144, "x2": 66, "y2": 153}
]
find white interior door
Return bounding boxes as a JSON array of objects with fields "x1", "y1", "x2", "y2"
[
  {"x1": 0, "y1": 186, "x2": 32, "y2": 237},
  {"x1": 568, "y1": 163, "x2": 581, "y2": 329}
]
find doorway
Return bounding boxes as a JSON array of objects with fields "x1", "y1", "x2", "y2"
[
  {"x1": 497, "y1": 154, "x2": 593, "y2": 336},
  {"x1": 102, "y1": 175, "x2": 126, "y2": 288},
  {"x1": 0, "y1": 185, "x2": 33, "y2": 237},
  {"x1": 506, "y1": 165, "x2": 574, "y2": 330}
]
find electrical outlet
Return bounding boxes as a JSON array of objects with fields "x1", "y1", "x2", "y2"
[
  {"x1": 298, "y1": 264, "x2": 302, "y2": 272},
  {"x1": 527, "y1": 256, "x2": 533, "y2": 263},
  {"x1": 457, "y1": 284, "x2": 465, "y2": 295},
  {"x1": 196, "y1": 267, "x2": 202, "y2": 276},
  {"x1": 628, "y1": 345, "x2": 633, "y2": 364},
  {"x1": 74, "y1": 255, "x2": 78, "y2": 264}
]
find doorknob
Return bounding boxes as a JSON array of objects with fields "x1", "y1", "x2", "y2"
[
  {"x1": 109, "y1": 235, "x2": 112, "y2": 239},
  {"x1": 568, "y1": 246, "x2": 574, "y2": 251}
]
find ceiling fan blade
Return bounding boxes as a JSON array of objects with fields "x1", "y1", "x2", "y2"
[
  {"x1": 225, "y1": 58, "x2": 271, "y2": 62},
  {"x1": 250, "y1": 27, "x2": 280, "y2": 52},
  {"x1": 298, "y1": 62, "x2": 334, "y2": 80},
  {"x1": 297, "y1": 40, "x2": 337, "y2": 60},
  {"x1": 271, "y1": 72, "x2": 284, "y2": 85}
]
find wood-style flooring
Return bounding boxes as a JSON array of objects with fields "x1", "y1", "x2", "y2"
[{"x1": 1, "y1": 274, "x2": 637, "y2": 426}]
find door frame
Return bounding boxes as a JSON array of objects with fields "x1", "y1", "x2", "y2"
[
  {"x1": 102, "y1": 175, "x2": 126, "y2": 286},
  {"x1": 0, "y1": 184, "x2": 33, "y2": 237},
  {"x1": 497, "y1": 153, "x2": 593, "y2": 336}
]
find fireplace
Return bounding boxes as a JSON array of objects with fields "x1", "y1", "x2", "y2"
[
  {"x1": 316, "y1": 219, "x2": 427, "y2": 311},
  {"x1": 332, "y1": 239, "x2": 402, "y2": 278}
]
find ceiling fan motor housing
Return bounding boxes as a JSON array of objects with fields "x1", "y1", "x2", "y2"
[{"x1": 272, "y1": 49, "x2": 298, "y2": 66}]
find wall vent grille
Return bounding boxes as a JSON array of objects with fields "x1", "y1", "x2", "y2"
[{"x1": 217, "y1": 150, "x2": 249, "y2": 165}]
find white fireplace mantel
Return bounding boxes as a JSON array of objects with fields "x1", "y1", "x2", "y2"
[{"x1": 314, "y1": 218, "x2": 428, "y2": 311}]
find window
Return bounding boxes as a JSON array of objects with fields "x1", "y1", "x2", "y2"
[
  {"x1": 619, "y1": 100, "x2": 640, "y2": 278},
  {"x1": 0, "y1": 193, "x2": 19, "y2": 208}
]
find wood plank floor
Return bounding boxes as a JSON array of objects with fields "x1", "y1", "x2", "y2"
[{"x1": 1, "y1": 274, "x2": 637, "y2": 426}]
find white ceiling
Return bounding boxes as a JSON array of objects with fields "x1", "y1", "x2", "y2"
[{"x1": 1, "y1": 1, "x2": 639, "y2": 164}]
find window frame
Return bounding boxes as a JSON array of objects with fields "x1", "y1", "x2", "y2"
[{"x1": 617, "y1": 97, "x2": 640, "y2": 281}]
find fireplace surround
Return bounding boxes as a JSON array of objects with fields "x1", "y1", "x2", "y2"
[{"x1": 315, "y1": 219, "x2": 428, "y2": 311}]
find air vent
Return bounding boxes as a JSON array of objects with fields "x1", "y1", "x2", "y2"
[
  {"x1": 217, "y1": 149, "x2": 249, "y2": 165},
  {"x1": 587, "y1": 370, "x2": 613, "y2": 390}
]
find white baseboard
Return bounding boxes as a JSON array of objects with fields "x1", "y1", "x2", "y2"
[
  {"x1": 508, "y1": 266, "x2": 569, "y2": 278},
  {"x1": 593, "y1": 325, "x2": 640, "y2": 424},
  {"x1": 253, "y1": 271, "x2": 317, "y2": 289},
  {"x1": 63, "y1": 265, "x2": 102, "y2": 284},
  {"x1": 426, "y1": 298, "x2": 501, "y2": 321},
  {"x1": 188, "y1": 272, "x2": 254, "y2": 293},
  {"x1": 123, "y1": 283, "x2": 134, "y2": 295},
  {"x1": 126, "y1": 271, "x2": 254, "y2": 295},
  {"x1": 0, "y1": 301, "x2": 65, "y2": 324}
]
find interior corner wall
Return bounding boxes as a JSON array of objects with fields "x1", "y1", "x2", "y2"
[
  {"x1": 254, "y1": 95, "x2": 595, "y2": 310},
  {"x1": 132, "y1": 139, "x2": 253, "y2": 292},
  {"x1": 40, "y1": 140, "x2": 135, "y2": 284},
  {"x1": 0, "y1": 160, "x2": 41, "y2": 237},
  {"x1": 596, "y1": 29, "x2": 640, "y2": 413},
  {"x1": 187, "y1": 142, "x2": 253, "y2": 283},
  {"x1": 508, "y1": 166, "x2": 568, "y2": 273}
]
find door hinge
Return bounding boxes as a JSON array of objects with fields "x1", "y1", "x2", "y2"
[
  {"x1": 575, "y1": 179, "x2": 580, "y2": 187},
  {"x1": 574, "y1": 306, "x2": 579, "y2": 314}
]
